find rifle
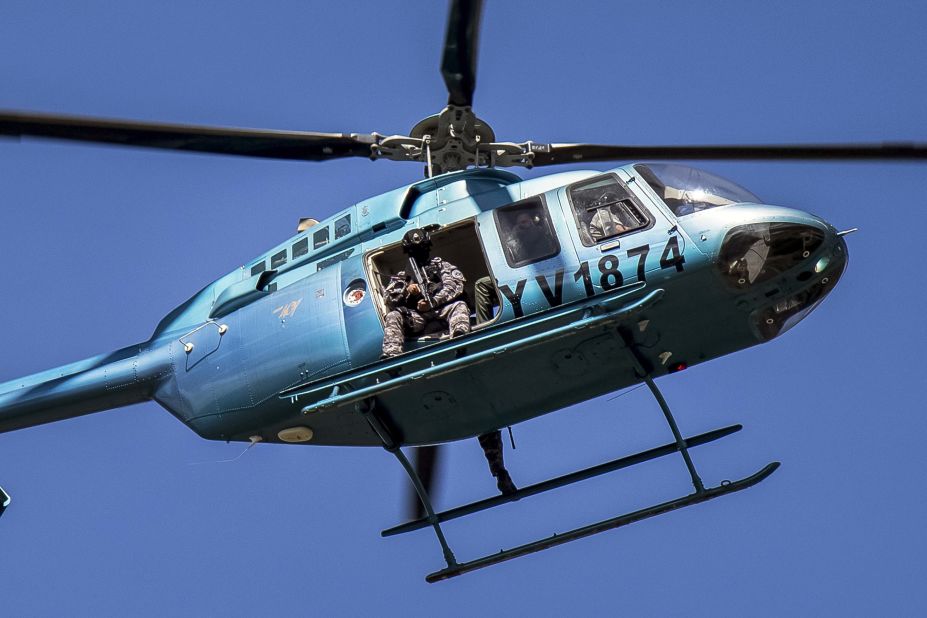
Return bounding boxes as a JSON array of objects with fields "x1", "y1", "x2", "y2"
[{"x1": 407, "y1": 257, "x2": 435, "y2": 310}]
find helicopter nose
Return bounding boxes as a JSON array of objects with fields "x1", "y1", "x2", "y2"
[
  {"x1": 715, "y1": 219, "x2": 848, "y2": 340},
  {"x1": 716, "y1": 221, "x2": 828, "y2": 289}
]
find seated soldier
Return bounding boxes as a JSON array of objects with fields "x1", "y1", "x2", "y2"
[{"x1": 381, "y1": 229, "x2": 471, "y2": 358}]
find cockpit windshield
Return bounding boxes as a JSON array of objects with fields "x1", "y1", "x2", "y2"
[{"x1": 634, "y1": 164, "x2": 761, "y2": 216}]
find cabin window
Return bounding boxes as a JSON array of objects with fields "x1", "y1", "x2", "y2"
[
  {"x1": 494, "y1": 198, "x2": 560, "y2": 268},
  {"x1": 567, "y1": 175, "x2": 651, "y2": 247},
  {"x1": 335, "y1": 214, "x2": 352, "y2": 240},
  {"x1": 292, "y1": 237, "x2": 309, "y2": 259},
  {"x1": 313, "y1": 226, "x2": 330, "y2": 250},
  {"x1": 271, "y1": 250, "x2": 287, "y2": 269},
  {"x1": 250, "y1": 261, "x2": 266, "y2": 276}
]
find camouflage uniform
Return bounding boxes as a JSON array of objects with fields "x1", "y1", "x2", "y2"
[
  {"x1": 474, "y1": 276, "x2": 496, "y2": 324},
  {"x1": 381, "y1": 257, "x2": 471, "y2": 358}
]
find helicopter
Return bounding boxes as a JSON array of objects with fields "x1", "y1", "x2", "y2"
[{"x1": 2, "y1": 0, "x2": 926, "y2": 584}]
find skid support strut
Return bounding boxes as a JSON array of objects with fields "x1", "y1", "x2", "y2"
[
  {"x1": 620, "y1": 330, "x2": 705, "y2": 494},
  {"x1": 356, "y1": 398, "x2": 457, "y2": 569},
  {"x1": 379, "y1": 327, "x2": 779, "y2": 583}
]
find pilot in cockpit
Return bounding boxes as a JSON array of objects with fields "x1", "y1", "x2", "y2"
[
  {"x1": 588, "y1": 203, "x2": 631, "y2": 242},
  {"x1": 635, "y1": 163, "x2": 743, "y2": 216}
]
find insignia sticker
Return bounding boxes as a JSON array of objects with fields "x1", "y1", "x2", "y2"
[
  {"x1": 272, "y1": 298, "x2": 303, "y2": 320},
  {"x1": 343, "y1": 279, "x2": 368, "y2": 307},
  {"x1": 344, "y1": 288, "x2": 365, "y2": 307}
]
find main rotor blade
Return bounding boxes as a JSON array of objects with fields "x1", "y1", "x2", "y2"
[
  {"x1": 0, "y1": 110, "x2": 377, "y2": 161},
  {"x1": 529, "y1": 142, "x2": 927, "y2": 166},
  {"x1": 441, "y1": 0, "x2": 484, "y2": 107},
  {"x1": 407, "y1": 445, "x2": 443, "y2": 520}
]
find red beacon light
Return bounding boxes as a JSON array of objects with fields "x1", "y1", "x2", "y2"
[{"x1": 668, "y1": 361, "x2": 688, "y2": 373}]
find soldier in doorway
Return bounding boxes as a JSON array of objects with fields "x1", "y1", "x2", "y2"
[{"x1": 381, "y1": 228, "x2": 471, "y2": 358}]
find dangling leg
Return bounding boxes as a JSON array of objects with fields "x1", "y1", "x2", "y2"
[
  {"x1": 381, "y1": 309, "x2": 406, "y2": 358},
  {"x1": 478, "y1": 430, "x2": 516, "y2": 495},
  {"x1": 382, "y1": 308, "x2": 426, "y2": 358},
  {"x1": 444, "y1": 300, "x2": 471, "y2": 338}
]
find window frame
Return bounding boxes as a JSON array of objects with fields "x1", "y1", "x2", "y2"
[
  {"x1": 313, "y1": 226, "x2": 330, "y2": 250},
  {"x1": 565, "y1": 173, "x2": 655, "y2": 247},
  {"x1": 492, "y1": 196, "x2": 562, "y2": 268},
  {"x1": 250, "y1": 261, "x2": 266, "y2": 276},
  {"x1": 292, "y1": 237, "x2": 309, "y2": 259},
  {"x1": 334, "y1": 214, "x2": 352, "y2": 240},
  {"x1": 270, "y1": 249, "x2": 287, "y2": 269}
]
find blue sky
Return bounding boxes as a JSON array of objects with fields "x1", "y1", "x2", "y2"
[{"x1": 1, "y1": 1, "x2": 926, "y2": 616}]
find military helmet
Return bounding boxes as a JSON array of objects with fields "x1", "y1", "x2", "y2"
[{"x1": 401, "y1": 228, "x2": 434, "y2": 264}]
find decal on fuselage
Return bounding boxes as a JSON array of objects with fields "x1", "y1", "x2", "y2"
[
  {"x1": 272, "y1": 298, "x2": 303, "y2": 320},
  {"x1": 498, "y1": 241, "x2": 683, "y2": 318}
]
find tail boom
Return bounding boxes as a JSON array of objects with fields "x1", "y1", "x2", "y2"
[{"x1": 0, "y1": 343, "x2": 172, "y2": 433}]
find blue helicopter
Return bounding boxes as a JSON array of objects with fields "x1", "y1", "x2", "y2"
[{"x1": 1, "y1": 0, "x2": 925, "y2": 582}]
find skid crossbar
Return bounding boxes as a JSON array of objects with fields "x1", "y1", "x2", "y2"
[
  {"x1": 425, "y1": 462, "x2": 780, "y2": 583},
  {"x1": 383, "y1": 424, "x2": 743, "y2": 537}
]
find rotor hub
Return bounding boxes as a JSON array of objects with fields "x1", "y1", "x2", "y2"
[
  {"x1": 372, "y1": 105, "x2": 542, "y2": 176},
  {"x1": 410, "y1": 106, "x2": 494, "y2": 175}
]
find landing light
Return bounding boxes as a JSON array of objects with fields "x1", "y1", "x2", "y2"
[{"x1": 814, "y1": 257, "x2": 830, "y2": 273}]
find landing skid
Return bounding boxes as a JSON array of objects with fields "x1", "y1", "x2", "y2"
[
  {"x1": 426, "y1": 462, "x2": 778, "y2": 583},
  {"x1": 361, "y1": 321, "x2": 780, "y2": 583},
  {"x1": 383, "y1": 424, "x2": 745, "y2": 537}
]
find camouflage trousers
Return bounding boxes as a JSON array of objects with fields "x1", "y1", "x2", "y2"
[{"x1": 382, "y1": 300, "x2": 471, "y2": 357}]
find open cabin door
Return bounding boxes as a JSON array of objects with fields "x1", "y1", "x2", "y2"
[{"x1": 367, "y1": 219, "x2": 495, "y2": 348}]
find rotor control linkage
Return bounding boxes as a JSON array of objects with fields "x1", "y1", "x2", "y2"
[
  {"x1": 370, "y1": 120, "x2": 547, "y2": 176},
  {"x1": 371, "y1": 104, "x2": 553, "y2": 176}
]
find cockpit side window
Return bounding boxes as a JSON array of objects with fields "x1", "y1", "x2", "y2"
[
  {"x1": 494, "y1": 198, "x2": 561, "y2": 268},
  {"x1": 567, "y1": 175, "x2": 652, "y2": 247}
]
